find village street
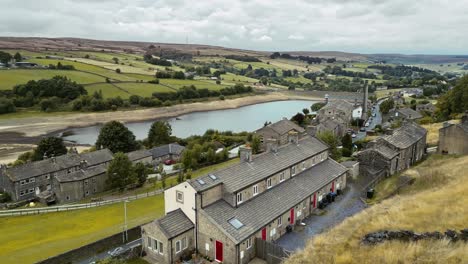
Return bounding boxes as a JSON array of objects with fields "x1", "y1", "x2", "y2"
[
  {"x1": 353, "y1": 99, "x2": 384, "y2": 142},
  {"x1": 276, "y1": 178, "x2": 367, "y2": 251}
]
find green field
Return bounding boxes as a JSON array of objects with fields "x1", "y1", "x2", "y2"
[
  {"x1": 0, "y1": 69, "x2": 104, "y2": 90},
  {"x1": 115, "y1": 83, "x2": 175, "y2": 97},
  {"x1": 0, "y1": 158, "x2": 239, "y2": 263},
  {"x1": 159, "y1": 79, "x2": 227, "y2": 90},
  {"x1": 285, "y1": 76, "x2": 313, "y2": 84},
  {"x1": 220, "y1": 72, "x2": 258, "y2": 83},
  {"x1": 85, "y1": 83, "x2": 131, "y2": 98}
]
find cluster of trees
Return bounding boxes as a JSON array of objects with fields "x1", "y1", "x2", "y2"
[
  {"x1": 96, "y1": 121, "x2": 139, "y2": 153},
  {"x1": 270, "y1": 52, "x2": 336, "y2": 64},
  {"x1": 155, "y1": 70, "x2": 185, "y2": 79},
  {"x1": 323, "y1": 66, "x2": 377, "y2": 79},
  {"x1": 47, "y1": 62, "x2": 75, "y2": 70},
  {"x1": 368, "y1": 65, "x2": 437, "y2": 78},
  {"x1": 380, "y1": 98, "x2": 395, "y2": 114},
  {"x1": 13, "y1": 76, "x2": 86, "y2": 100},
  {"x1": 106, "y1": 153, "x2": 149, "y2": 190},
  {"x1": 282, "y1": 69, "x2": 299, "y2": 77},
  {"x1": 225, "y1": 55, "x2": 261, "y2": 62},
  {"x1": 0, "y1": 98, "x2": 16, "y2": 114},
  {"x1": 72, "y1": 91, "x2": 128, "y2": 112},
  {"x1": 152, "y1": 84, "x2": 252, "y2": 101},
  {"x1": 0, "y1": 51, "x2": 22, "y2": 65},
  {"x1": 143, "y1": 54, "x2": 172, "y2": 66},
  {"x1": 435, "y1": 75, "x2": 468, "y2": 120}
]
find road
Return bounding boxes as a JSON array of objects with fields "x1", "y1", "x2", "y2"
[
  {"x1": 353, "y1": 99, "x2": 385, "y2": 142},
  {"x1": 76, "y1": 238, "x2": 142, "y2": 264}
]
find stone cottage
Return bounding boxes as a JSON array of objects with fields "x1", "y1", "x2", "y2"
[
  {"x1": 318, "y1": 99, "x2": 355, "y2": 124},
  {"x1": 254, "y1": 118, "x2": 306, "y2": 151},
  {"x1": 0, "y1": 149, "x2": 113, "y2": 203},
  {"x1": 438, "y1": 114, "x2": 468, "y2": 155},
  {"x1": 142, "y1": 130, "x2": 348, "y2": 263},
  {"x1": 357, "y1": 121, "x2": 427, "y2": 177},
  {"x1": 148, "y1": 143, "x2": 186, "y2": 165},
  {"x1": 126, "y1": 149, "x2": 153, "y2": 165}
]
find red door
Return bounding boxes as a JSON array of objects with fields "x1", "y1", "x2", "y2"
[
  {"x1": 290, "y1": 208, "x2": 295, "y2": 224},
  {"x1": 215, "y1": 240, "x2": 223, "y2": 262},
  {"x1": 261, "y1": 228, "x2": 267, "y2": 240},
  {"x1": 312, "y1": 193, "x2": 317, "y2": 208},
  {"x1": 331, "y1": 181, "x2": 335, "y2": 192}
]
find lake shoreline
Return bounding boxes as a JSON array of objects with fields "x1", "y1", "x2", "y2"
[{"x1": 0, "y1": 92, "x2": 321, "y2": 145}]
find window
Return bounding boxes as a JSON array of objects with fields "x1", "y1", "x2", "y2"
[
  {"x1": 20, "y1": 180, "x2": 26, "y2": 185},
  {"x1": 246, "y1": 238, "x2": 252, "y2": 249},
  {"x1": 159, "y1": 241, "x2": 164, "y2": 254},
  {"x1": 175, "y1": 240, "x2": 181, "y2": 253},
  {"x1": 66, "y1": 196, "x2": 70, "y2": 201},
  {"x1": 280, "y1": 172, "x2": 285, "y2": 182},
  {"x1": 20, "y1": 190, "x2": 26, "y2": 196},
  {"x1": 291, "y1": 166, "x2": 296, "y2": 176},
  {"x1": 29, "y1": 188, "x2": 34, "y2": 193},
  {"x1": 237, "y1": 192, "x2": 243, "y2": 204},
  {"x1": 229, "y1": 218, "x2": 244, "y2": 229},
  {"x1": 318, "y1": 195, "x2": 323, "y2": 202},
  {"x1": 84, "y1": 180, "x2": 88, "y2": 185},
  {"x1": 153, "y1": 239, "x2": 158, "y2": 251},
  {"x1": 85, "y1": 190, "x2": 89, "y2": 196},
  {"x1": 253, "y1": 185, "x2": 258, "y2": 196},
  {"x1": 147, "y1": 237, "x2": 152, "y2": 249},
  {"x1": 176, "y1": 191, "x2": 184, "y2": 203},
  {"x1": 45, "y1": 174, "x2": 50, "y2": 180},
  {"x1": 270, "y1": 228, "x2": 276, "y2": 237},
  {"x1": 267, "y1": 178, "x2": 272, "y2": 189},
  {"x1": 205, "y1": 243, "x2": 210, "y2": 251},
  {"x1": 241, "y1": 250, "x2": 245, "y2": 259},
  {"x1": 182, "y1": 237, "x2": 187, "y2": 249},
  {"x1": 277, "y1": 216, "x2": 282, "y2": 226},
  {"x1": 302, "y1": 162, "x2": 306, "y2": 170},
  {"x1": 30, "y1": 177, "x2": 35, "y2": 183}
]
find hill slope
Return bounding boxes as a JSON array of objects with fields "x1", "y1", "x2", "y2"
[{"x1": 286, "y1": 155, "x2": 468, "y2": 264}]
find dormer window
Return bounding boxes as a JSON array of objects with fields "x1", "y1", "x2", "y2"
[
  {"x1": 267, "y1": 178, "x2": 272, "y2": 189},
  {"x1": 237, "y1": 192, "x2": 243, "y2": 204},
  {"x1": 253, "y1": 185, "x2": 258, "y2": 196}
]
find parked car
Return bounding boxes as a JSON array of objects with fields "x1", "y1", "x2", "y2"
[
  {"x1": 108, "y1": 247, "x2": 125, "y2": 257},
  {"x1": 164, "y1": 159, "x2": 175, "y2": 165},
  {"x1": 365, "y1": 122, "x2": 370, "y2": 127},
  {"x1": 352, "y1": 133, "x2": 357, "y2": 138},
  {"x1": 360, "y1": 127, "x2": 366, "y2": 132}
]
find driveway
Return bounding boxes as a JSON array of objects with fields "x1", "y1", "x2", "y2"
[{"x1": 275, "y1": 179, "x2": 367, "y2": 251}]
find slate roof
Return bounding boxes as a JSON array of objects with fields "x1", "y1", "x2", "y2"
[
  {"x1": 322, "y1": 99, "x2": 355, "y2": 113},
  {"x1": 6, "y1": 149, "x2": 113, "y2": 182},
  {"x1": 152, "y1": 209, "x2": 194, "y2": 239},
  {"x1": 202, "y1": 159, "x2": 347, "y2": 244},
  {"x1": 148, "y1": 143, "x2": 185, "y2": 159},
  {"x1": 54, "y1": 164, "x2": 107, "y2": 183},
  {"x1": 190, "y1": 136, "x2": 329, "y2": 193},
  {"x1": 383, "y1": 122, "x2": 427, "y2": 149},
  {"x1": 126, "y1": 149, "x2": 152, "y2": 162},
  {"x1": 259, "y1": 119, "x2": 305, "y2": 135},
  {"x1": 397, "y1": 108, "x2": 423, "y2": 120},
  {"x1": 340, "y1": 160, "x2": 359, "y2": 168}
]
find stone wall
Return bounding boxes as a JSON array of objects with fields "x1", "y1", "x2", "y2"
[{"x1": 439, "y1": 125, "x2": 468, "y2": 155}]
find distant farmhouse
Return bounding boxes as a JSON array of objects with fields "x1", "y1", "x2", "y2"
[
  {"x1": 142, "y1": 120, "x2": 350, "y2": 263},
  {"x1": 0, "y1": 149, "x2": 113, "y2": 203},
  {"x1": 357, "y1": 122, "x2": 427, "y2": 177},
  {"x1": 390, "y1": 108, "x2": 423, "y2": 121},
  {"x1": 438, "y1": 114, "x2": 468, "y2": 155},
  {"x1": 254, "y1": 118, "x2": 306, "y2": 151},
  {"x1": 416, "y1": 103, "x2": 436, "y2": 114}
]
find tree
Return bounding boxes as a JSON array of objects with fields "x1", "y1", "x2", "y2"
[
  {"x1": 380, "y1": 98, "x2": 395, "y2": 114},
  {"x1": 251, "y1": 135, "x2": 261, "y2": 154},
  {"x1": 13, "y1": 52, "x2": 22, "y2": 62},
  {"x1": 95, "y1": 121, "x2": 138, "y2": 153},
  {"x1": 435, "y1": 75, "x2": 468, "y2": 120},
  {"x1": 161, "y1": 171, "x2": 167, "y2": 189},
  {"x1": 112, "y1": 57, "x2": 119, "y2": 64},
  {"x1": 115, "y1": 68, "x2": 121, "y2": 73},
  {"x1": 341, "y1": 134, "x2": 353, "y2": 157},
  {"x1": 311, "y1": 102, "x2": 326, "y2": 111},
  {"x1": 106, "y1": 152, "x2": 136, "y2": 190},
  {"x1": 302, "y1": 108, "x2": 310, "y2": 115},
  {"x1": 32, "y1": 137, "x2": 67, "y2": 161},
  {"x1": 134, "y1": 162, "x2": 148, "y2": 186},
  {"x1": 0, "y1": 98, "x2": 16, "y2": 114},
  {"x1": 317, "y1": 131, "x2": 341, "y2": 160},
  {"x1": 147, "y1": 121, "x2": 172, "y2": 147},
  {"x1": 0, "y1": 51, "x2": 12, "y2": 65},
  {"x1": 291, "y1": 112, "x2": 306, "y2": 126}
]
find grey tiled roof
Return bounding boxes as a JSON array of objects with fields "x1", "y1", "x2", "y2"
[
  {"x1": 148, "y1": 143, "x2": 185, "y2": 159},
  {"x1": 190, "y1": 136, "x2": 329, "y2": 193},
  {"x1": 54, "y1": 164, "x2": 107, "y2": 183},
  {"x1": 322, "y1": 99, "x2": 355, "y2": 113},
  {"x1": 383, "y1": 122, "x2": 427, "y2": 149},
  {"x1": 259, "y1": 119, "x2": 305, "y2": 135},
  {"x1": 397, "y1": 108, "x2": 423, "y2": 120},
  {"x1": 202, "y1": 159, "x2": 347, "y2": 244},
  {"x1": 126, "y1": 149, "x2": 152, "y2": 162},
  {"x1": 153, "y1": 209, "x2": 194, "y2": 239},
  {"x1": 6, "y1": 149, "x2": 113, "y2": 182},
  {"x1": 340, "y1": 160, "x2": 359, "y2": 167}
]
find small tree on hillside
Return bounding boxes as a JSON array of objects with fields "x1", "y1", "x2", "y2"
[
  {"x1": 106, "y1": 152, "x2": 136, "y2": 190},
  {"x1": 33, "y1": 137, "x2": 68, "y2": 161},
  {"x1": 112, "y1": 57, "x2": 119, "y2": 64},
  {"x1": 95, "y1": 121, "x2": 138, "y2": 153}
]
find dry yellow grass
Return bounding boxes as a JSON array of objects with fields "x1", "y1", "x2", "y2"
[
  {"x1": 286, "y1": 155, "x2": 468, "y2": 264},
  {"x1": 422, "y1": 120, "x2": 460, "y2": 146}
]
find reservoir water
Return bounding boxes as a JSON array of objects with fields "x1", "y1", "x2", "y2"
[{"x1": 62, "y1": 100, "x2": 318, "y2": 145}]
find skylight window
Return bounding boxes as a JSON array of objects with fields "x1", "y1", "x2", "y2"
[
  {"x1": 197, "y1": 179, "x2": 206, "y2": 185},
  {"x1": 228, "y1": 218, "x2": 244, "y2": 229},
  {"x1": 209, "y1": 174, "x2": 217, "y2": 180}
]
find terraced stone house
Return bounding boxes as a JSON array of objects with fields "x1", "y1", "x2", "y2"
[
  {"x1": 142, "y1": 123, "x2": 348, "y2": 264},
  {"x1": 0, "y1": 149, "x2": 113, "y2": 203},
  {"x1": 254, "y1": 118, "x2": 306, "y2": 151}
]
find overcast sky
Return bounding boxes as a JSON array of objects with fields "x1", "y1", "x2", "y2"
[{"x1": 1, "y1": 0, "x2": 467, "y2": 54}]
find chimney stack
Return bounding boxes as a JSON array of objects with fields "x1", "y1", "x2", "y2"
[
  {"x1": 51, "y1": 154, "x2": 56, "y2": 164},
  {"x1": 239, "y1": 146, "x2": 252, "y2": 163},
  {"x1": 288, "y1": 131, "x2": 299, "y2": 144},
  {"x1": 266, "y1": 138, "x2": 278, "y2": 153}
]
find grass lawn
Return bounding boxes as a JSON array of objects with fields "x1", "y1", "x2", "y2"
[
  {"x1": 0, "y1": 158, "x2": 239, "y2": 264},
  {"x1": 0, "y1": 195, "x2": 165, "y2": 264},
  {"x1": 0, "y1": 69, "x2": 105, "y2": 90}
]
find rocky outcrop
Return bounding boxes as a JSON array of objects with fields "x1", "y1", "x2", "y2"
[{"x1": 362, "y1": 229, "x2": 468, "y2": 245}]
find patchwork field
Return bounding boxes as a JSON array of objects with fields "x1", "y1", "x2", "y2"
[{"x1": 0, "y1": 69, "x2": 104, "y2": 90}]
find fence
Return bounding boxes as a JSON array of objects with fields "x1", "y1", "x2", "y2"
[
  {"x1": 255, "y1": 238, "x2": 291, "y2": 264},
  {"x1": 0, "y1": 189, "x2": 163, "y2": 217}
]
